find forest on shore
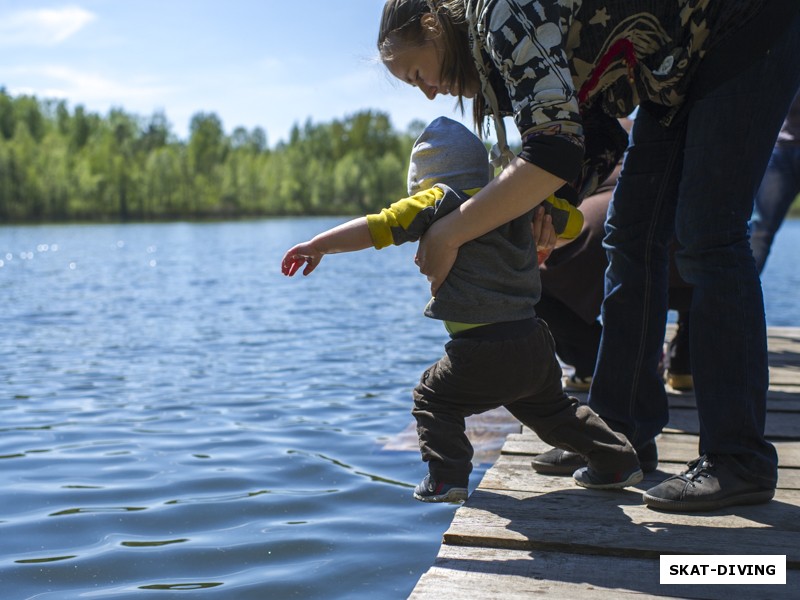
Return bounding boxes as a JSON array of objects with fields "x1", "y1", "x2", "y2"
[
  {"x1": 2, "y1": 89, "x2": 798, "y2": 224},
  {"x1": 0, "y1": 88, "x2": 426, "y2": 223}
]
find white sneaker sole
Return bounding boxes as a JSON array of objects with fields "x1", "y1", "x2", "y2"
[{"x1": 413, "y1": 488, "x2": 468, "y2": 503}]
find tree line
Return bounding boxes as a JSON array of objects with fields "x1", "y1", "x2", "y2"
[
  {"x1": 0, "y1": 88, "x2": 425, "y2": 222},
  {"x1": 5, "y1": 89, "x2": 795, "y2": 224}
]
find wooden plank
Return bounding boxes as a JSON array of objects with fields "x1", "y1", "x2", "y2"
[
  {"x1": 410, "y1": 545, "x2": 800, "y2": 600},
  {"x1": 503, "y1": 431, "x2": 800, "y2": 470},
  {"x1": 665, "y1": 407, "x2": 800, "y2": 439},
  {"x1": 769, "y1": 369, "x2": 800, "y2": 391},
  {"x1": 557, "y1": 408, "x2": 800, "y2": 439},
  {"x1": 481, "y1": 454, "x2": 800, "y2": 493},
  {"x1": 765, "y1": 386, "x2": 800, "y2": 408},
  {"x1": 767, "y1": 326, "x2": 800, "y2": 338},
  {"x1": 409, "y1": 328, "x2": 800, "y2": 600},
  {"x1": 442, "y1": 484, "x2": 800, "y2": 563},
  {"x1": 503, "y1": 431, "x2": 701, "y2": 462},
  {"x1": 766, "y1": 329, "x2": 800, "y2": 352},
  {"x1": 569, "y1": 380, "x2": 800, "y2": 404},
  {"x1": 667, "y1": 384, "x2": 800, "y2": 412}
]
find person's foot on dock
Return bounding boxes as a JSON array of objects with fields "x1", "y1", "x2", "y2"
[
  {"x1": 413, "y1": 474, "x2": 468, "y2": 503},
  {"x1": 573, "y1": 464, "x2": 644, "y2": 489},
  {"x1": 643, "y1": 454, "x2": 775, "y2": 512},
  {"x1": 533, "y1": 439, "x2": 658, "y2": 475},
  {"x1": 531, "y1": 448, "x2": 587, "y2": 474}
]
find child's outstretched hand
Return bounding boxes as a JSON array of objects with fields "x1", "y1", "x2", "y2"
[{"x1": 281, "y1": 242, "x2": 323, "y2": 276}]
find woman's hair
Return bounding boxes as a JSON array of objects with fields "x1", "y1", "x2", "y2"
[{"x1": 378, "y1": 0, "x2": 484, "y2": 131}]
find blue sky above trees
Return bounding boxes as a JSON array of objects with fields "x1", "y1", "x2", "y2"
[{"x1": 0, "y1": 1, "x2": 480, "y2": 144}]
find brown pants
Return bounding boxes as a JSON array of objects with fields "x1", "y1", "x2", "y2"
[{"x1": 412, "y1": 318, "x2": 639, "y2": 484}]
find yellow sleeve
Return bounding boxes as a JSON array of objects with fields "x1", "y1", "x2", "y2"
[
  {"x1": 366, "y1": 188, "x2": 444, "y2": 249},
  {"x1": 542, "y1": 194, "x2": 584, "y2": 240}
]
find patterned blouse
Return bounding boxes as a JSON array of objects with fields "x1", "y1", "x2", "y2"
[{"x1": 471, "y1": 0, "x2": 770, "y2": 193}]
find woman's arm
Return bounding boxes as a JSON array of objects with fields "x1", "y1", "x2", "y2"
[{"x1": 415, "y1": 157, "x2": 566, "y2": 294}]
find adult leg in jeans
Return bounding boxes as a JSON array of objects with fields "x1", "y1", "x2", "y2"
[
  {"x1": 588, "y1": 107, "x2": 678, "y2": 450},
  {"x1": 591, "y1": 14, "x2": 800, "y2": 509},
  {"x1": 671, "y1": 52, "x2": 799, "y2": 488},
  {"x1": 750, "y1": 127, "x2": 800, "y2": 274}
]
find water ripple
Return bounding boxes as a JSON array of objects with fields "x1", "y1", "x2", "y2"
[{"x1": 0, "y1": 220, "x2": 470, "y2": 599}]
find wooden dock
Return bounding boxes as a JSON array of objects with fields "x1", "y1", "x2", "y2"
[{"x1": 407, "y1": 327, "x2": 800, "y2": 599}]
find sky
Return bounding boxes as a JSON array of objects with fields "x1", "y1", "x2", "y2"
[{"x1": 0, "y1": 0, "x2": 483, "y2": 145}]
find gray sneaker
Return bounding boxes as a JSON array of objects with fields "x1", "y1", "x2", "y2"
[
  {"x1": 532, "y1": 439, "x2": 658, "y2": 475},
  {"x1": 643, "y1": 455, "x2": 775, "y2": 512},
  {"x1": 531, "y1": 447, "x2": 586, "y2": 475},
  {"x1": 573, "y1": 465, "x2": 644, "y2": 489}
]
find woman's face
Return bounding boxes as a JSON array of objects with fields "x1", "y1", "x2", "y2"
[{"x1": 384, "y1": 31, "x2": 477, "y2": 101}]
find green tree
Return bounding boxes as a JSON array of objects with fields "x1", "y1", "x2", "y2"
[
  {"x1": 0, "y1": 89, "x2": 421, "y2": 222},
  {"x1": 10, "y1": 122, "x2": 43, "y2": 219},
  {"x1": 71, "y1": 105, "x2": 93, "y2": 151},
  {"x1": 13, "y1": 96, "x2": 46, "y2": 143},
  {"x1": 140, "y1": 111, "x2": 172, "y2": 153},
  {"x1": 188, "y1": 112, "x2": 228, "y2": 175},
  {"x1": 0, "y1": 88, "x2": 14, "y2": 140}
]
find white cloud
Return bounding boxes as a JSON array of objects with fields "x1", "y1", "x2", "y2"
[
  {"x1": 0, "y1": 6, "x2": 96, "y2": 46},
  {"x1": 3, "y1": 64, "x2": 177, "y2": 126},
  {"x1": 36, "y1": 65, "x2": 173, "y2": 101}
]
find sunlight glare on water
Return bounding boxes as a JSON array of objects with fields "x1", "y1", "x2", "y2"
[
  {"x1": 2, "y1": 217, "x2": 798, "y2": 599},
  {"x1": 0, "y1": 219, "x2": 469, "y2": 600}
]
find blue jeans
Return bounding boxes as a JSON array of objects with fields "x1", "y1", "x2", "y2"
[
  {"x1": 749, "y1": 138, "x2": 800, "y2": 273},
  {"x1": 589, "y1": 14, "x2": 800, "y2": 489}
]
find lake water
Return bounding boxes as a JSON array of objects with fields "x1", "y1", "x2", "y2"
[
  {"x1": 2, "y1": 218, "x2": 799, "y2": 599},
  {"x1": 758, "y1": 219, "x2": 800, "y2": 326}
]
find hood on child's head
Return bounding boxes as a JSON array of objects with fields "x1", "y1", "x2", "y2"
[{"x1": 407, "y1": 116, "x2": 492, "y2": 196}]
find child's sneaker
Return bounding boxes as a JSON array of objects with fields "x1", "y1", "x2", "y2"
[
  {"x1": 413, "y1": 474, "x2": 468, "y2": 503},
  {"x1": 573, "y1": 465, "x2": 643, "y2": 489}
]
